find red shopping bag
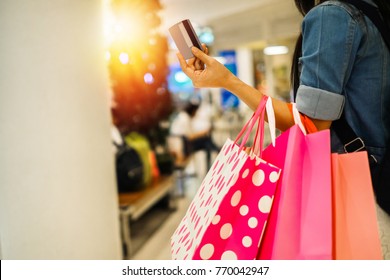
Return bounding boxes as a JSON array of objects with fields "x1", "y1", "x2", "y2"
[
  {"x1": 332, "y1": 151, "x2": 383, "y2": 259},
  {"x1": 171, "y1": 96, "x2": 281, "y2": 260},
  {"x1": 257, "y1": 105, "x2": 332, "y2": 260}
]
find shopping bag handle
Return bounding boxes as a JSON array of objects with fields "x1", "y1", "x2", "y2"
[
  {"x1": 234, "y1": 95, "x2": 268, "y2": 151},
  {"x1": 235, "y1": 95, "x2": 277, "y2": 156},
  {"x1": 266, "y1": 98, "x2": 276, "y2": 146},
  {"x1": 292, "y1": 103, "x2": 307, "y2": 135},
  {"x1": 251, "y1": 97, "x2": 276, "y2": 156}
]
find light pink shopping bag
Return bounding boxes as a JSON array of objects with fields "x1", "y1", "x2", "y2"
[
  {"x1": 171, "y1": 96, "x2": 281, "y2": 260},
  {"x1": 257, "y1": 125, "x2": 332, "y2": 260},
  {"x1": 332, "y1": 152, "x2": 382, "y2": 260}
]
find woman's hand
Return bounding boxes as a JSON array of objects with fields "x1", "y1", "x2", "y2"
[
  {"x1": 177, "y1": 45, "x2": 236, "y2": 89},
  {"x1": 186, "y1": 43, "x2": 208, "y2": 71}
]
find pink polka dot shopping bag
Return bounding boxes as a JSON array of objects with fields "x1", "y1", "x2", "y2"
[{"x1": 170, "y1": 96, "x2": 281, "y2": 260}]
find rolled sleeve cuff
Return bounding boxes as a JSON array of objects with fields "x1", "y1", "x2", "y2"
[{"x1": 296, "y1": 85, "x2": 345, "y2": 120}]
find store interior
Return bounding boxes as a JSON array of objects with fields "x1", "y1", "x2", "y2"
[{"x1": 0, "y1": 0, "x2": 389, "y2": 260}]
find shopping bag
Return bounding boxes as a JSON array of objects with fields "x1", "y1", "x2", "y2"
[
  {"x1": 170, "y1": 138, "x2": 246, "y2": 260},
  {"x1": 191, "y1": 150, "x2": 280, "y2": 260},
  {"x1": 331, "y1": 151, "x2": 383, "y2": 260},
  {"x1": 257, "y1": 105, "x2": 332, "y2": 260},
  {"x1": 170, "y1": 96, "x2": 281, "y2": 260}
]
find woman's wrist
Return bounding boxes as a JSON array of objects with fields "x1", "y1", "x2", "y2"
[{"x1": 223, "y1": 74, "x2": 243, "y2": 93}]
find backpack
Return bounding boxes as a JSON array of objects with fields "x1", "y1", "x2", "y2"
[
  {"x1": 332, "y1": 0, "x2": 390, "y2": 214},
  {"x1": 124, "y1": 132, "x2": 153, "y2": 187},
  {"x1": 114, "y1": 140, "x2": 145, "y2": 193}
]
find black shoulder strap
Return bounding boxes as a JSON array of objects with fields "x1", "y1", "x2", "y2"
[
  {"x1": 344, "y1": 0, "x2": 390, "y2": 48},
  {"x1": 332, "y1": 0, "x2": 390, "y2": 152}
]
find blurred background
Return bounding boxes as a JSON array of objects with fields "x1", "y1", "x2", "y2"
[{"x1": 0, "y1": 0, "x2": 302, "y2": 260}]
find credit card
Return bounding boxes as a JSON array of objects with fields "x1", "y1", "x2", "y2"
[{"x1": 169, "y1": 19, "x2": 203, "y2": 60}]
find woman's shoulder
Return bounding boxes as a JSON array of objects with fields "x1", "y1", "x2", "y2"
[{"x1": 307, "y1": 0, "x2": 363, "y2": 21}]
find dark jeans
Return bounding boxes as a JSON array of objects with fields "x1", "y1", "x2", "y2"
[{"x1": 185, "y1": 136, "x2": 219, "y2": 170}]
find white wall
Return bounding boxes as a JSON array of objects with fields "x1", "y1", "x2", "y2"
[
  {"x1": 0, "y1": 0, "x2": 122, "y2": 259},
  {"x1": 208, "y1": 0, "x2": 301, "y2": 51}
]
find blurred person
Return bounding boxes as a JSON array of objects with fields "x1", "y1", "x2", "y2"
[
  {"x1": 169, "y1": 98, "x2": 219, "y2": 170},
  {"x1": 176, "y1": 0, "x2": 390, "y2": 255}
]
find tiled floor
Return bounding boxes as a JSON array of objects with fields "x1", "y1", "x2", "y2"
[
  {"x1": 377, "y1": 205, "x2": 390, "y2": 260},
  {"x1": 130, "y1": 176, "x2": 201, "y2": 260}
]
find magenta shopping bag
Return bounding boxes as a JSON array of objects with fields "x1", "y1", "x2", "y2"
[
  {"x1": 257, "y1": 123, "x2": 332, "y2": 260},
  {"x1": 171, "y1": 96, "x2": 281, "y2": 260}
]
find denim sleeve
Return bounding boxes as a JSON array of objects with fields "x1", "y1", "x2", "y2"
[
  {"x1": 297, "y1": 4, "x2": 363, "y2": 120},
  {"x1": 296, "y1": 85, "x2": 345, "y2": 120}
]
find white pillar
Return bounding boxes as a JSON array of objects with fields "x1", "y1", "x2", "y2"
[
  {"x1": 236, "y1": 47, "x2": 255, "y2": 87},
  {"x1": 264, "y1": 54, "x2": 276, "y2": 97},
  {"x1": 0, "y1": 0, "x2": 122, "y2": 259},
  {"x1": 236, "y1": 47, "x2": 254, "y2": 114}
]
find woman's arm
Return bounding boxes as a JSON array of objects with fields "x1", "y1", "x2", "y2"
[{"x1": 177, "y1": 47, "x2": 331, "y2": 132}]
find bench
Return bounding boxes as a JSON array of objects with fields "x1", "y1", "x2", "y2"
[
  {"x1": 118, "y1": 154, "x2": 193, "y2": 259},
  {"x1": 118, "y1": 175, "x2": 175, "y2": 259}
]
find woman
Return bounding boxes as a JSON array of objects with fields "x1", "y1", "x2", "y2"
[
  {"x1": 177, "y1": 0, "x2": 390, "y2": 257},
  {"x1": 178, "y1": 0, "x2": 389, "y2": 185},
  {"x1": 170, "y1": 99, "x2": 219, "y2": 170}
]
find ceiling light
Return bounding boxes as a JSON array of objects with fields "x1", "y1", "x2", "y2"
[{"x1": 263, "y1": 46, "x2": 289, "y2": 56}]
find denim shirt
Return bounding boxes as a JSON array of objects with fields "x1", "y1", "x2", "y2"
[{"x1": 295, "y1": 0, "x2": 390, "y2": 162}]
